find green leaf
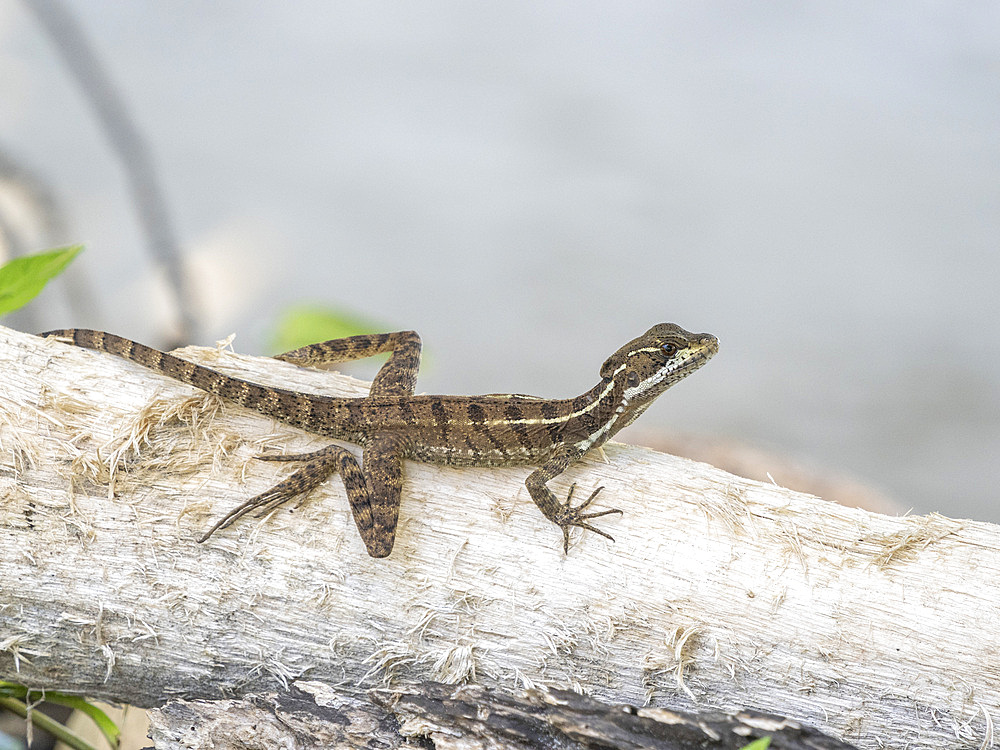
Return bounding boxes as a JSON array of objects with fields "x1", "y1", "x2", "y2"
[
  {"x1": 739, "y1": 738, "x2": 772, "y2": 750},
  {"x1": 0, "y1": 245, "x2": 83, "y2": 316},
  {"x1": 270, "y1": 304, "x2": 383, "y2": 355},
  {"x1": 0, "y1": 681, "x2": 24, "y2": 698},
  {"x1": 44, "y1": 694, "x2": 121, "y2": 749},
  {"x1": 0, "y1": 682, "x2": 120, "y2": 749}
]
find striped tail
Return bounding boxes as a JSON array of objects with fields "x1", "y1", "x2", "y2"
[{"x1": 40, "y1": 329, "x2": 325, "y2": 424}]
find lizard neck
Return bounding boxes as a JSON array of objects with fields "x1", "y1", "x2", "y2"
[{"x1": 558, "y1": 377, "x2": 629, "y2": 454}]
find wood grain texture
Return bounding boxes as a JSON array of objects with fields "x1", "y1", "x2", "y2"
[{"x1": 0, "y1": 326, "x2": 997, "y2": 749}]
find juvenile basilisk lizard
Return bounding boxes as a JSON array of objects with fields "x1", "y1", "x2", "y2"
[{"x1": 41, "y1": 324, "x2": 718, "y2": 557}]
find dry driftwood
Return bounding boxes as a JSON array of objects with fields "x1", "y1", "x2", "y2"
[{"x1": 0, "y1": 325, "x2": 997, "y2": 749}]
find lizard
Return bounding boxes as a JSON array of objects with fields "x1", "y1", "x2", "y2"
[{"x1": 40, "y1": 324, "x2": 718, "y2": 557}]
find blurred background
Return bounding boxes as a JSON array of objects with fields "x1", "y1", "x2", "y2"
[{"x1": 0, "y1": 1, "x2": 997, "y2": 523}]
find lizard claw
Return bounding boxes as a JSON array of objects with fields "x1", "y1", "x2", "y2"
[
  {"x1": 556, "y1": 484, "x2": 623, "y2": 554},
  {"x1": 200, "y1": 446, "x2": 343, "y2": 542}
]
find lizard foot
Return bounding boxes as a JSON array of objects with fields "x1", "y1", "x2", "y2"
[
  {"x1": 197, "y1": 481, "x2": 305, "y2": 543},
  {"x1": 556, "y1": 483, "x2": 623, "y2": 554},
  {"x1": 198, "y1": 448, "x2": 342, "y2": 542}
]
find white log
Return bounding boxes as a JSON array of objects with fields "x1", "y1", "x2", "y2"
[{"x1": 0, "y1": 325, "x2": 996, "y2": 749}]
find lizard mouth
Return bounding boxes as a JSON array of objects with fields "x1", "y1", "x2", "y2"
[
  {"x1": 622, "y1": 336, "x2": 718, "y2": 404},
  {"x1": 677, "y1": 335, "x2": 719, "y2": 371},
  {"x1": 694, "y1": 333, "x2": 720, "y2": 357}
]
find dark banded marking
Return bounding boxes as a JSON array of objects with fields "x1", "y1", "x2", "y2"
[
  {"x1": 430, "y1": 400, "x2": 450, "y2": 442},
  {"x1": 479, "y1": 418, "x2": 511, "y2": 458},
  {"x1": 396, "y1": 397, "x2": 418, "y2": 426},
  {"x1": 504, "y1": 403, "x2": 532, "y2": 444},
  {"x1": 539, "y1": 400, "x2": 565, "y2": 442},
  {"x1": 466, "y1": 402, "x2": 486, "y2": 424}
]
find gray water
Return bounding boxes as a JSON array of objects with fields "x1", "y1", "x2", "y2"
[{"x1": 2, "y1": 2, "x2": 997, "y2": 521}]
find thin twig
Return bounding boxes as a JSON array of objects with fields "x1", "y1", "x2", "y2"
[{"x1": 23, "y1": 0, "x2": 197, "y2": 343}]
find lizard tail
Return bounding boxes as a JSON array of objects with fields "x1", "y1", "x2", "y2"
[{"x1": 39, "y1": 329, "x2": 334, "y2": 427}]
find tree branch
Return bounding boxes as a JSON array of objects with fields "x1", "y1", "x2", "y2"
[{"x1": 0, "y1": 326, "x2": 996, "y2": 749}]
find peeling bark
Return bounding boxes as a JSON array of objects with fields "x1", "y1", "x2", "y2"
[{"x1": 148, "y1": 682, "x2": 857, "y2": 749}]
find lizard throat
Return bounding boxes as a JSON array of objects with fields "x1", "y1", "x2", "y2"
[{"x1": 571, "y1": 346, "x2": 715, "y2": 453}]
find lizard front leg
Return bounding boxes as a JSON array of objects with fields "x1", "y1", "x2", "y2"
[
  {"x1": 525, "y1": 446, "x2": 623, "y2": 554},
  {"x1": 198, "y1": 332, "x2": 420, "y2": 553}
]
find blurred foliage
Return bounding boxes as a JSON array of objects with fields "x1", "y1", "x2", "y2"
[
  {"x1": 270, "y1": 304, "x2": 383, "y2": 355},
  {"x1": 0, "y1": 244, "x2": 82, "y2": 317}
]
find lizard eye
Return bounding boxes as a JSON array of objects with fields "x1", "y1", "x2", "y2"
[{"x1": 661, "y1": 343, "x2": 678, "y2": 357}]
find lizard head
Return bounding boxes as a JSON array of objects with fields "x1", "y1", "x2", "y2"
[{"x1": 600, "y1": 323, "x2": 719, "y2": 417}]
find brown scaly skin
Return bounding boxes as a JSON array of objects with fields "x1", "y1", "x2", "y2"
[{"x1": 40, "y1": 324, "x2": 718, "y2": 557}]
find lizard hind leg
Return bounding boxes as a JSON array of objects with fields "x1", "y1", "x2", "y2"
[
  {"x1": 198, "y1": 444, "x2": 363, "y2": 544},
  {"x1": 274, "y1": 330, "x2": 422, "y2": 397},
  {"x1": 356, "y1": 433, "x2": 408, "y2": 558},
  {"x1": 200, "y1": 439, "x2": 407, "y2": 559}
]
